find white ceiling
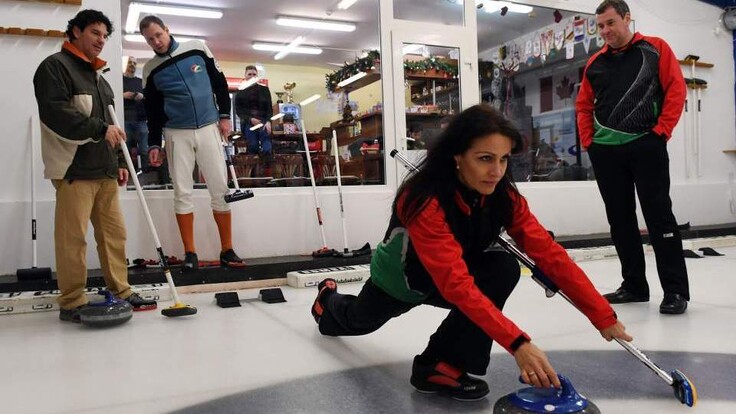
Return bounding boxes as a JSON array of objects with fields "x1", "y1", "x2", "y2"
[{"x1": 121, "y1": 0, "x2": 583, "y2": 68}]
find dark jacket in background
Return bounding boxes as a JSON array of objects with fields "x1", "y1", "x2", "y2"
[{"x1": 234, "y1": 83, "x2": 273, "y2": 123}]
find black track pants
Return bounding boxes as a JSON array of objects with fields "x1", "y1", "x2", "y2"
[
  {"x1": 318, "y1": 251, "x2": 521, "y2": 375},
  {"x1": 587, "y1": 134, "x2": 689, "y2": 299}
]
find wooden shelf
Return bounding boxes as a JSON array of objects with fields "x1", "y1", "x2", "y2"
[
  {"x1": 0, "y1": 27, "x2": 65, "y2": 37},
  {"x1": 335, "y1": 71, "x2": 381, "y2": 94},
  {"x1": 411, "y1": 85, "x2": 458, "y2": 103},
  {"x1": 678, "y1": 59, "x2": 714, "y2": 68},
  {"x1": 723, "y1": 149, "x2": 736, "y2": 154}
]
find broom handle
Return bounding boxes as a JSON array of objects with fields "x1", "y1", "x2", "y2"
[
  {"x1": 30, "y1": 116, "x2": 38, "y2": 267},
  {"x1": 300, "y1": 119, "x2": 328, "y2": 248},
  {"x1": 107, "y1": 106, "x2": 182, "y2": 305},
  {"x1": 332, "y1": 131, "x2": 349, "y2": 252}
]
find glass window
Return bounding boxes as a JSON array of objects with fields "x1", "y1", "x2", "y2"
[
  {"x1": 477, "y1": 3, "x2": 601, "y2": 182},
  {"x1": 403, "y1": 44, "x2": 461, "y2": 154},
  {"x1": 121, "y1": 0, "x2": 385, "y2": 189},
  {"x1": 394, "y1": 0, "x2": 464, "y2": 26}
]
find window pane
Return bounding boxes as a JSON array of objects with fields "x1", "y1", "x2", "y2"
[
  {"x1": 403, "y1": 44, "x2": 461, "y2": 155},
  {"x1": 122, "y1": 0, "x2": 385, "y2": 189},
  {"x1": 394, "y1": 0, "x2": 464, "y2": 26},
  {"x1": 477, "y1": 4, "x2": 601, "y2": 182}
]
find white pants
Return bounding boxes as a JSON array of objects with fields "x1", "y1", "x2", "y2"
[{"x1": 164, "y1": 123, "x2": 229, "y2": 214}]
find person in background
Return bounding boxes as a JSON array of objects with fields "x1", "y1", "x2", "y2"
[
  {"x1": 33, "y1": 9, "x2": 157, "y2": 322},
  {"x1": 234, "y1": 64, "x2": 274, "y2": 174},
  {"x1": 140, "y1": 15, "x2": 245, "y2": 272},
  {"x1": 407, "y1": 122, "x2": 426, "y2": 150},
  {"x1": 122, "y1": 56, "x2": 148, "y2": 172},
  {"x1": 311, "y1": 104, "x2": 631, "y2": 400},
  {"x1": 576, "y1": 0, "x2": 689, "y2": 314}
]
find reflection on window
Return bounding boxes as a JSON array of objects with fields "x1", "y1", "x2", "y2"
[
  {"x1": 403, "y1": 45, "x2": 461, "y2": 153},
  {"x1": 394, "y1": 0, "x2": 464, "y2": 26},
  {"x1": 122, "y1": 0, "x2": 384, "y2": 190},
  {"x1": 477, "y1": 4, "x2": 601, "y2": 182}
]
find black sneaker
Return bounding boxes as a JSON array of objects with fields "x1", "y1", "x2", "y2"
[
  {"x1": 311, "y1": 278, "x2": 337, "y2": 323},
  {"x1": 603, "y1": 287, "x2": 649, "y2": 304},
  {"x1": 59, "y1": 304, "x2": 89, "y2": 323},
  {"x1": 182, "y1": 252, "x2": 199, "y2": 273},
  {"x1": 124, "y1": 292, "x2": 158, "y2": 311},
  {"x1": 220, "y1": 249, "x2": 245, "y2": 268},
  {"x1": 410, "y1": 355, "x2": 489, "y2": 401}
]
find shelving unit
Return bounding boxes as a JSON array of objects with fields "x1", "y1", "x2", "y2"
[
  {"x1": 0, "y1": 27, "x2": 65, "y2": 38},
  {"x1": 335, "y1": 71, "x2": 381, "y2": 94}
]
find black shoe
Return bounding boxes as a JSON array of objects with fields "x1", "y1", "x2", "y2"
[
  {"x1": 220, "y1": 249, "x2": 246, "y2": 268},
  {"x1": 124, "y1": 292, "x2": 158, "y2": 311},
  {"x1": 182, "y1": 252, "x2": 199, "y2": 273},
  {"x1": 59, "y1": 304, "x2": 89, "y2": 323},
  {"x1": 311, "y1": 278, "x2": 337, "y2": 323},
  {"x1": 660, "y1": 293, "x2": 688, "y2": 314},
  {"x1": 603, "y1": 288, "x2": 649, "y2": 304},
  {"x1": 410, "y1": 355, "x2": 489, "y2": 401}
]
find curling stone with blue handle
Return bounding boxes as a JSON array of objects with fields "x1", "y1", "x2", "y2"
[{"x1": 494, "y1": 375, "x2": 600, "y2": 414}]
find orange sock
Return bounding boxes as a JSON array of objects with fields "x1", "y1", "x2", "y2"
[
  {"x1": 213, "y1": 210, "x2": 232, "y2": 252},
  {"x1": 175, "y1": 213, "x2": 196, "y2": 253}
]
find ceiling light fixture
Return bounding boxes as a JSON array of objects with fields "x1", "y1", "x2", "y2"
[
  {"x1": 124, "y1": 33, "x2": 205, "y2": 43},
  {"x1": 252, "y1": 42, "x2": 322, "y2": 55},
  {"x1": 337, "y1": 0, "x2": 359, "y2": 9},
  {"x1": 276, "y1": 16, "x2": 356, "y2": 32},
  {"x1": 126, "y1": 2, "x2": 223, "y2": 34},
  {"x1": 300, "y1": 94, "x2": 321, "y2": 106},
  {"x1": 337, "y1": 71, "x2": 367, "y2": 88},
  {"x1": 274, "y1": 36, "x2": 305, "y2": 60},
  {"x1": 250, "y1": 123, "x2": 264, "y2": 131},
  {"x1": 270, "y1": 113, "x2": 285, "y2": 121}
]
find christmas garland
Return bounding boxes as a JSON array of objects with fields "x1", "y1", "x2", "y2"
[
  {"x1": 403, "y1": 57, "x2": 458, "y2": 77},
  {"x1": 325, "y1": 50, "x2": 380, "y2": 92}
]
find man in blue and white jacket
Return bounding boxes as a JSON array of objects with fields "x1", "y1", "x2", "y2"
[{"x1": 140, "y1": 15, "x2": 244, "y2": 271}]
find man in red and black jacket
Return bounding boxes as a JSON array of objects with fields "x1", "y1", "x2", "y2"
[{"x1": 576, "y1": 0, "x2": 689, "y2": 314}]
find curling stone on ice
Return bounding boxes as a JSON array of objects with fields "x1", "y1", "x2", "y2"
[
  {"x1": 79, "y1": 290, "x2": 133, "y2": 327},
  {"x1": 494, "y1": 375, "x2": 600, "y2": 414}
]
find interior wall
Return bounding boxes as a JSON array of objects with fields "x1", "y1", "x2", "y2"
[{"x1": 0, "y1": 0, "x2": 734, "y2": 275}]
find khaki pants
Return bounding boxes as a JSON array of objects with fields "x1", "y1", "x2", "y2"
[{"x1": 52, "y1": 179, "x2": 131, "y2": 310}]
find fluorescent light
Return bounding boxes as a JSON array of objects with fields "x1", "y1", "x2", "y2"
[
  {"x1": 274, "y1": 36, "x2": 305, "y2": 60},
  {"x1": 300, "y1": 94, "x2": 321, "y2": 106},
  {"x1": 480, "y1": 1, "x2": 533, "y2": 14},
  {"x1": 237, "y1": 77, "x2": 259, "y2": 90},
  {"x1": 252, "y1": 42, "x2": 322, "y2": 55},
  {"x1": 337, "y1": 0, "x2": 359, "y2": 10},
  {"x1": 250, "y1": 123, "x2": 264, "y2": 131},
  {"x1": 337, "y1": 71, "x2": 367, "y2": 88},
  {"x1": 276, "y1": 16, "x2": 356, "y2": 32},
  {"x1": 124, "y1": 34, "x2": 205, "y2": 43},
  {"x1": 126, "y1": 2, "x2": 222, "y2": 33},
  {"x1": 270, "y1": 113, "x2": 285, "y2": 121}
]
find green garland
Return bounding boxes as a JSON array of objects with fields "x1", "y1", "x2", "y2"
[
  {"x1": 403, "y1": 57, "x2": 458, "y2": 77},
  {"x1": 326, "y1": 50, "x2": 380, "y2": 92}
]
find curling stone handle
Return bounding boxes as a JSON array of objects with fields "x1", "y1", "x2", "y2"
[{"x1": 97, "y1": 290, "x2": 115, "y2": 302}]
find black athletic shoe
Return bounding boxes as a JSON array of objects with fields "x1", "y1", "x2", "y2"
[
  {"x1": 410, "y1": 355, "x2": 489, "y2": 401},
  {"x1": 603, "y1": 288, "x2": 649, "y2": 304},
  {"x1": 311, "y1": 278, "x2": 337, "y2": 323},
  {"x1": 124, "y1": 292, "x2": 158, "y2": 311},
  {"x1": 182, "y1": 252, "x2": 199, "y2": 273},
  {"x1": 59, "y1": 304, "x2": 89, "y2": 323},
  {"x1": 220, "y1": 249, "x2": 245, "y2": 268}
]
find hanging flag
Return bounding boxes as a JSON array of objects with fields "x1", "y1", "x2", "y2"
[
  {"x1": 574, "y1": 18, "x2": 585, "y2": 42},
  {"x1": 566, "y1": 42, "x2": 575, "y2": 59},
  {"x1": 587, "y1": 17, "x2": 598, "y2": 35},
  {"x1": 555, "y1": 30, "x2": 565, "y2": 50}
]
